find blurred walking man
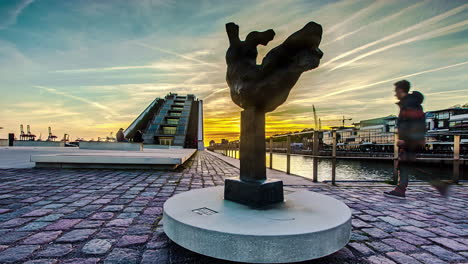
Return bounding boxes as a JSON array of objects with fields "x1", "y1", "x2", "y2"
[{"x1": 384, "y1": 80, "x2": 448, "y2": 199}]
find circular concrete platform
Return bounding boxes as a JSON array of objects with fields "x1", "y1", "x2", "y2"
[{"x1": 163, "y1": 187, "x2": 352, "y2": 263}]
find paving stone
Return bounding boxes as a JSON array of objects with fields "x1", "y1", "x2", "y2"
[
  {"x1": 410, "y1": 253, "x2": 447, "y2": 264},
  {"x1": 57, "y1": 229, "x2": 97, "y2": 242},
  {"x1": 36, "y1": 214, "x2": 64, "y2": 222},
  {"x1": 126, "y1": 224, "x2": 152, "y2": 235},
  {"x1": 90, "y1": 212, "x2": 114, "y2": 220},
  {"x1": 96, "y1": 227, "x2": 127, "y2": 239},
  {"x1": 92, "y1": 198, "x2": 113, "y2": 204},
  {"x1": 352, "y1": 218, "x2": 372, "y2": 228},
  {"x1": 75, "y1": 220, "x2": 104, "y2": 229},
  {"x1": 106, "y1": 218, "x2": 133, "y2": 227},
  {"x1": 421, "y1": 245, "x2": 465, "y2": 262},
  {"x1": 117, "y1": 212, "x2": 139, "y2": 219},
  {"x1": 104, "y1": 248, "x2": 139, "y2": 264},
  {"x1": 44, "y1": 219, "x2": 82, "y2": 230},
  {"x1": 42, "y1": 203, "x2": 66, "y2": 209},
  {"x1": 63, "y1": 211, "x2": 93, "y2": 219},
  {"x1": 22, "y1": 209, "x2": 53, "y2": 217},
  {"x1": 21, "y1": 197, "x2": 44, "y2": 203},
  {"x1": 82, "y1": 239, "x2": 113, "y2": 255},
  {"x1": 426, "y1": 227, "x2": 458, "y2": 237},
  {"x1": 24, "y1": 259, "x2": 58, "y2": 264},
  {"x1": 400, "y1": 226, "x2": 436, "y2": 238},
  {"x1": 348, "y1": 242, "x2": 374, "y2": 256},
  {"x1": 22, "y1": 231, "x2": 62, "y2": 244},
  {"x1": 362, "y1": 228, "x2": 391, "y2": 238},
  {"x1": 390, "y1": 232, "x2": 430, "y2": 245},
  {"x1": 19, "y1": 221, "x2": 50, "y2": 231},
  {"x1": 37, "y1": 244, "x2": 73, "y2": 257},
  {"x1": 366, "y1": 241, "x2": 394, "y2": 253},
  {"x1": 441, "y1": 225, "x2": 468, "y2": 236},
  {"x1": 371, "y1": 221, "x2": 398, "y2": 232},
  {"x1": 117, "y1": 235, "x2": 149, "y2": 247},
  {"x1": 0, "y1": 209, "x2": 12, "y2": 214},
  {"x1": 123, "y1": 207, "x2": 144, "y2": 213},
  {"x1": 141, "y1": 249, "x2": 169, "y2": 264},
  {"x1": 102, "y1": 205, "x2": 124, "y2": 212},
  {"x1": 0, "y1": 217, "x2": 31, "y2": 228},
  {"x1": 0, "y1": 231, "x2": 32, "y2": 244},
  {"x1": 367, "y1": 255, "x2": 397, "y2": 264},
  {"x1": 386, "y1": 252, "x2": 422, "y2": 264},
  {"x1": 143, "y1": 207, "x2": 162, "y2": 215},
  {"x1": 378, "y1": 216, "x2": 407, "y2": 227},
  {"x1": 61, "y1": 258, "x2": 100, "y2": 264},
  {"x1": 382, "y1": 238, "x2": 419, "y2": 253},
  {"x1": 429, "y1": 237, "x2": 468, "y2": 251},
  {"x1": 0, "y1": 245, "x2": 40, "y2": 263}
]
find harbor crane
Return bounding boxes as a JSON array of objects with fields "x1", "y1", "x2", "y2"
[
  {"x1": 313, "y1": 105, "x2": 352, "y2": 130},
  {"x1": 47, "y1": 127, "x2": 57, "y2": 141},
  {"x1": 318, "y1": 116, "x2": 353, "y2": 130}
]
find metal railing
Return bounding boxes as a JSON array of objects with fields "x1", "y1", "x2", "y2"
[{"x1": 209, "y1": 131, "x2": 464, "y2": 185}]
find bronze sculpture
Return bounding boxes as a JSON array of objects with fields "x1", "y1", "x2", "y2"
[{"x1": 224, "y1": 22, "x2": 323, "y2": 207}]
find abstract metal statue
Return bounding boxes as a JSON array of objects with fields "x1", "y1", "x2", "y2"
[{"x1": 224, "y1": 22, "x2": 323, "y2": 207}]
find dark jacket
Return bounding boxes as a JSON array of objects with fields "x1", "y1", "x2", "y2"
[
  {"x1": 133, "y1": 131, "x2": 144, "y2": 143},
  {"x1": 116, "y1": 130, "x2": 125, "y2": 142},
  {"x1": 397, "y1": 91, "x2": 426, "y2": 143}
]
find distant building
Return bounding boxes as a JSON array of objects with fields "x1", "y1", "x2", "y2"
[
  {"x1": 426, "y1": 107, "x2": 468, "y2": 134},
  {"x1": 124, "y1": 93, "x2": 204, "y2": 149},
  {"x1": 357, "y1": 115, "x2": 397, "y2": 145}
]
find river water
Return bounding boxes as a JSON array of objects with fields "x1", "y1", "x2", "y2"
[{"x1": 214, "y1": 150, "x2": 454, "y2": 182}]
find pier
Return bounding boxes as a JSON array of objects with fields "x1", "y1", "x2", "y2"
[{"x1": 0, "y1": 150, "x2": 466, "y2": 263}]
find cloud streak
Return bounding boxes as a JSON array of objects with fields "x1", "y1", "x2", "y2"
[
  {"x1": 0, "y1": 0, "x2": 34, "y2": 30},
  {"x1": 329, "y1": 20, "x2": 468, "y2": 71},
  {"x1": 135, "y1": 42, "x2": 222, "y2": 69},
  {"x1": 321, "y1": 3, "x2": 468, "y2": 69},
  {"x1": 321, "y1": 61, "x2": 468, "y2": 98},
  {"x1": 33, "y1": 86, "x2": 115, "y2": 116}
]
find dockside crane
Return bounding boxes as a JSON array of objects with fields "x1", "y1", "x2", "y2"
[{"x1": 313, "y1": 105, "x2": 352, "y2": 130}]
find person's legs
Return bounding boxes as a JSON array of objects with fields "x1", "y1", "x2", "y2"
[
  {"x1": 386, "y1": 146, "x2": 450, "y2": 198},
  {"x1": 397, "y1": 160, "x2": 409, "y2": 192},
  {"x1": 384, "y1": 149, "x2": 409, "y2": 199},
  {"x1": 411, "y1": 163, "x2": 451, "y2": 197}
]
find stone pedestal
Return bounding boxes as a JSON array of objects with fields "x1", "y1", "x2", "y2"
[
  {"x1": 163, "y1": 186, "x2": 352, "y2": 263},
  {"x1": 224, "y1": 109, "x2": 284, "y2": 207},
  {"x1": 224, "y1": 178, "x2": 283, "y2": 207}
]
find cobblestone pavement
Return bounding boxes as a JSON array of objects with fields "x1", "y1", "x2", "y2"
[{"x1": 0, "y1": 151, "x2": 466, "y2": 264}]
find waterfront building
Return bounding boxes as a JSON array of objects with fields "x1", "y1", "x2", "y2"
[
  {"x1": 124, "y1": 93, "x2": 204, "y2": 149},
  {"x1": 323, "y1": 116, "x2": 396, "y2": 151},
  {"x1": 426, "y1": 107, "x2": 468, "y2": 134},
  {"x1": 357, "y1": 115, "x2": 396, "y2": 145}
]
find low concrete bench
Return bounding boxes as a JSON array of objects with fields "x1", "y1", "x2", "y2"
[
  {"x1": 31, "y1": 149, "x2": 197, "y2": 170},
  {"x1": 79, "y1": 142, "x2": 142, "y2": 151}
]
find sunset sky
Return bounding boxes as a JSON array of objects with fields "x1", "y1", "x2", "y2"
[{"x1": 0, "y1": 0, "x2": 467, "y2": 143}]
